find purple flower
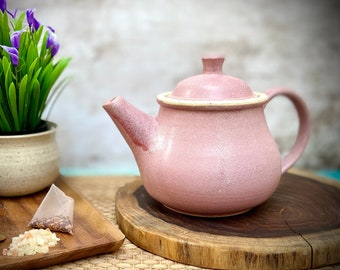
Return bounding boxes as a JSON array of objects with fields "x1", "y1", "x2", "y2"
[
  {"x1": 0, "y1": 45, "x2": 19, "y2": 66},
  {"x1": 0, "y1": 0, "x2": 6, "y2": 12},
  {"x1": 0, "y1": 0, "x2": 15, "y2": 17},
  {"x1": 46, "y1": 26, "x2": 59, "y2": 56},
  {"x1": 26, "y1": 9, "x2": 41, "y2": 31},
  {"x1": 10, "y1": 30, "x2": 24, "y2": 49}
]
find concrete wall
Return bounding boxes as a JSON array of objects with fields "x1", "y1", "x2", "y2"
[{"x1": 8, "y1": 0, "x2": 340, "y2": 173}]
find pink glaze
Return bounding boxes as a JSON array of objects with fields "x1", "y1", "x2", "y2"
[{"x1": 103, "y1": 56, "x2": 311, "y2": 217}]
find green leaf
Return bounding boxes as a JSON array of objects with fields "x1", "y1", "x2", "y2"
[
  {"x1": 49, "y1": 58, "x2": 71, "y2": 89},
  {"x1": 28, "y1": 79, "x2": 40, "y2": 128},
  {"x1": 0, "y1": 103, "x2": 13, "y2": 132},
  {"x1": 38, "y1": 62, "x2": 53, "y2": 99},
  {"x1": 31, "y1": 66, "x2": 42, "y2": 83},
  {"x1": 0, "y1": 12, "x2": 11, "y2": 46},
  {"x1": 26, "y1": 43, "x2": 39, "y2": 73},
  {"x1": 8, "y1": 82, "x2": 20, "y2": 131},
  {"x1": 0, "y1": 57, "x2": 7, "y2": 94},
  {"x1": 27, "y1": 57, "x2": 39, "y2": 84},
  {"x1": 38, "y1": 61, "x2": 53, "y2": 85},
  {"x1": 1, "y1": 54, "x2": 10, "y2": 70},
  {"x1": 13, "y1": 11, "x2": 26, "y2": 31},
  {"x1": 18, "y1": 75, "x2": 28, "y2": 127},
  {"x1": 0, "y1": 58, "x2": 12, "y2": 132},
  {"x1": 33, "y1": 26, "x2": 44, "y2": 46},
  {"x1": 3, "y1": 58, "x2": 13, "y2": 96},
  {"x1": 40, "y1": 30, "x2": 49, "y2": 58},
  {"x1": 18, "y1": 32, "x2": 30, "y2": 68}
]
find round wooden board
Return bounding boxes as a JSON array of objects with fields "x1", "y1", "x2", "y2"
[{"x1": 115, "y1": 171, "x2": 340, "y2": 270}]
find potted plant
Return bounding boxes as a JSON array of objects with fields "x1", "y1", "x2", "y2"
[{"x1": 0, "y1": 0, "x2": 71, "y2": 196}]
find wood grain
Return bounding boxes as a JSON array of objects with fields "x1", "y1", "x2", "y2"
[
  {"x1": 115, "y1": 171, "x2": 340, "y2": 269},
  {"x1": 0, "y1": 176, "x2": 125, "y2": 270}
]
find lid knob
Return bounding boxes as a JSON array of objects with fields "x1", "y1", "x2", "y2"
[{"x1": 202, "y1": 57, "x2": 224, "y2": 74}]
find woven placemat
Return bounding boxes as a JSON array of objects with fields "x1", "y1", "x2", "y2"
[{"x1": 40, "y1": 175, "x2": 206, "y2": 270}]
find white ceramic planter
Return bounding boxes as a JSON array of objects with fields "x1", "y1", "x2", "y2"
[{"x1": 0, "y1": 122, "x2": 60, "y2": 197}]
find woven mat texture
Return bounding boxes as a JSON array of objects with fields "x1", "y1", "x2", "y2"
[{"x1": 41, "y1": 175, "x2": 206, "y2": 270}]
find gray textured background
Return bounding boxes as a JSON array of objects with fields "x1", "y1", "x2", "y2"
[{"x1": 8, "y1": 0, "x2": 340, "y2": 173}]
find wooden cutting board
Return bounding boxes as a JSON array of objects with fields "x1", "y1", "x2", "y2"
[
  {"x1": 115, "y1": 170, "x2": 340, "y2": 270},
  {"x1": 0, "y1": 176, "x2": 125, "y2": 270}
]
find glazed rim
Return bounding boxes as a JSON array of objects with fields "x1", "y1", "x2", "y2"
[{"x1": 157, "y1": 91, "x2": 268, "y2": 109}]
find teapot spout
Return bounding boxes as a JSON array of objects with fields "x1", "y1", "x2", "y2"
[{"x1": 102, "y1": 97, "x2": 156, "y2": 151}]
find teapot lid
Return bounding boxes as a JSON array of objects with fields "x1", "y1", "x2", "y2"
[
  {"x1": 157, "y1": 55, "x2": 268, "y2": 109},
  {"x1": 170, "y1": 56, "x2": 254, "y2": 100}
]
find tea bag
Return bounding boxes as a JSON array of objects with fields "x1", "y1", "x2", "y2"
[{"x1": 29, "y1": 184, "x2": 74, "y2": 234}]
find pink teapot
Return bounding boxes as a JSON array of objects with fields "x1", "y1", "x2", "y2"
[{"x1": 103, "y1": 56, "x2": 311, "y2": 217}]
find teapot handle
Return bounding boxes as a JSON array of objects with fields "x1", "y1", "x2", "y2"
[{"x1": 264, "y1": 88, "x2": 311, "y2": 174}]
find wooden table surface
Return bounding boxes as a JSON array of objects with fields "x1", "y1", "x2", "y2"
[{"x1": 38, "y1": 168, "x2": 340, "y2": 270}]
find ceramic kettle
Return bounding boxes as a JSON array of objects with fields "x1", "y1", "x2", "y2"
[{"x1": 103, "y1": 56, "x2": 311, "y2": 217}]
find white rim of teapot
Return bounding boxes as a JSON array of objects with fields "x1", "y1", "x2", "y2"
[{"x1": 157, "y1": 91, "x2": 268, "y2": 110}]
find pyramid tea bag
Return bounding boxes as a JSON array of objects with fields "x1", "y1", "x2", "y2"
[{"x1": 29, "y1": 184, "x2": 74, "y2": 234}]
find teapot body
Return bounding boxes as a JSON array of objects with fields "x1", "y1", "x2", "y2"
[{"x1": 138, "y1": 104, "x2": 282, "y2": 216}]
